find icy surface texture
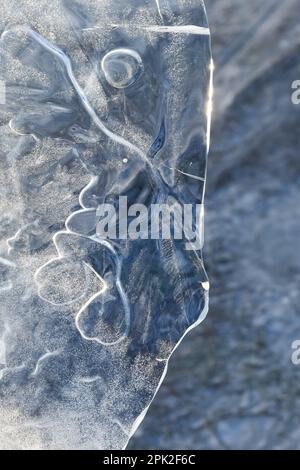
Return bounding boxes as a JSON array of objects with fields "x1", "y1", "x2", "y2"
[
  {"x1": 0, "y1": 0, "x2": 211, "y2": 449},
  {"x1": 130, "y1": 0, "x2": 300, "y2": 451}
]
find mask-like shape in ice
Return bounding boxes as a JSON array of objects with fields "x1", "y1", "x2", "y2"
[{"x1": 0, "y1": 0, "x2": 212, "y2": 449}]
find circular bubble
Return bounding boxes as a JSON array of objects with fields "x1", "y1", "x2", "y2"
[{"x1": 101, "y1": 48, "x2": 143, "y2": 89}]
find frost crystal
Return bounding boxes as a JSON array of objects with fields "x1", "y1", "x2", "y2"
[{"x1": 0, "y1": 0, "x2": 212, "y2": 449}]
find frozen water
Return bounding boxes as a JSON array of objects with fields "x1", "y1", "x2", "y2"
[
  {"x1": 0, "y1": 0, "x2": 212, "y2": 449},
  {"x1": 129, "y1": 0, "x2": 300, "y2": 451}
]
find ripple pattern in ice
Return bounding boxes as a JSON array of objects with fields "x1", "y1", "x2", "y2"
[{"x1": 0, "y1": 0, "x2": 212, "y2": 449}]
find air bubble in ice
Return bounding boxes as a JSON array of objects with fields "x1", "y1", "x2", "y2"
[{"x1": 101, "y1": 48, "x2": 143, "y2": 89}]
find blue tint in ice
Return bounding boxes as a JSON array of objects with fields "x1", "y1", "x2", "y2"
[{"x1": 0, "y1": 0, "x2": 212, "y2": 449}]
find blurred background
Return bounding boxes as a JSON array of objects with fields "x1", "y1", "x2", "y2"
[{"x1": 130, "y1": 0, "x2": 300, "y2": 449}]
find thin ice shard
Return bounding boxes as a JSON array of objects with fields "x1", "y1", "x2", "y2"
[{"x1": 0, "y1": 0, "x2": 212, "y2": 449}]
